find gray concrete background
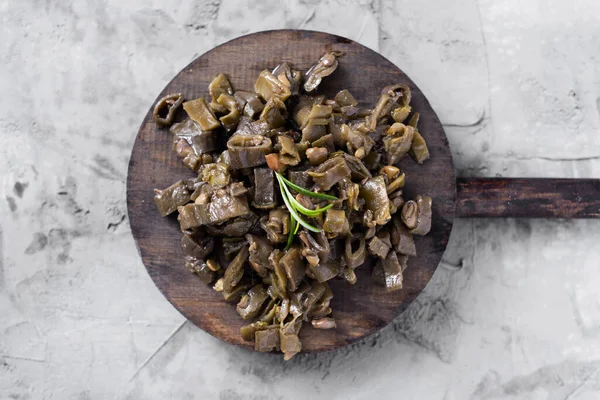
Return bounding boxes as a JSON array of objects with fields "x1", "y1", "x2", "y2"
[{"x1": 1, "y1": 0, "x2": 600, "y2": 399}]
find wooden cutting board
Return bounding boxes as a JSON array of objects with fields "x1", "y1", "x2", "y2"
[{"x1": 127, "y1": 30, "x2": 599, "y2": 353}]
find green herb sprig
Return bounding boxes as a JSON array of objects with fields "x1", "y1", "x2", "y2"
[{"x1": 275, "y1": 172, "x2": 337, "y2": 249}]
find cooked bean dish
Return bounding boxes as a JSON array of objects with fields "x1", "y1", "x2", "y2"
[{"x1": 153, "y1": 52, "x2": 432, "y2": 359}]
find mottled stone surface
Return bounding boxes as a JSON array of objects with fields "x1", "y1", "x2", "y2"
[{"x1": 1, "y1": 1, "x2": 599, "y2": 399}]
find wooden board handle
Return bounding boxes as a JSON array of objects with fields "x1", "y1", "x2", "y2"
[{"x1": 456, "y1": 178, "x2": 600, "y2": 218}]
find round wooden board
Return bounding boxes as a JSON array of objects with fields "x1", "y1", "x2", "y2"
[{"x1": 127, "y1": 30, "x2": 456, "y2": 352}]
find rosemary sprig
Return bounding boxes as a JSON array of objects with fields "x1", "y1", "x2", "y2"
[
  {"x1": 279, "y1": 178, "x2": 334, "y2": 217},
  {"x1": 287, "y1": 215, "x2": 297, "y2": 249},
  {"x1": 275, "y1": 173, "x2": 321, "y2": 233},
  {"x1": 278, "y1": 174, "x2": 338, "y2": 201},
  {"x1": 275, "y1": 172, "x2": 338, "y2": 249}
]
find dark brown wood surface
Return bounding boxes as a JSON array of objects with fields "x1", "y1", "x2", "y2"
[
  {"x1": 456, "y1": 177, "x2": 600, "y2": 218},
  {"x1": 126, "y1": 30, "x2": 456, "y2": 352}
]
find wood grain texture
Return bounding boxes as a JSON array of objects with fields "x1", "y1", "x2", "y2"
[
  {"x1": 126, "y1": 30, "x2": 456, "y2": 352},
  {"x1": 456, "y1": 178, "x2": 600, "y2": 218}
]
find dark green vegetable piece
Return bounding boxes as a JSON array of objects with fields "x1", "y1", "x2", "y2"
[
  {"x1": 173, "y1": 138, "x2": 201, "y2": 172},
  {"x1": 309, "y1": 261, "x2": 341, "y2": 283},
  {"x1": 386, "y1": 173, "x2": 406, "y2": 194},
  {"x1": 308, "y1": 284, "x2": 333, "y2": 320},
  {"x1": 410, "y1": 130, "x2": 430, "y2": 164},
  {"x1": 329, "y1": 237, "x2": 345, "y2": 260},
  {"x1": 216, "y1": 93, "x2": 241, "y2": 131},
  {"x1": 269, "y1": 249, "x2": 287, "y2": 295},
  {"x1": 279, "y1": 320, "x2": 302, "y2": 361},
  {"x1": 260, "y1": 208, "x2": 289, "y2": 244},
  {"x1": 330, "y1": 151, "x2": 372, "y2": 181},
  {"x1": 254, "y1": 70, "x2": 291, "y2": 101},
  {"x1": 236, "y1": 284, "x2": 269, "y2": 320},
  {"x1": 205, "y1": 214, "x2": 258, "y2": 237},
  {"x1": 389, "y1": 190, "x2": 405, "y2": 215},
  {"x1": 181, "y1": 230, "x2": 214, "y2": 259},
  {"x1": 273, "y1": 62, "x2": 302, "y2": 95},
  {"x1": 327, "y1": 117, "x2": 346, "y2": 147},
  {"x1": 311, "y1": 134, "x2": 336, "y2": 154},
  {"x1": 383, "y1": 123, "x2": 415, "y2": 165},
  {"x1": 407, "y1": 111, "x2": 430, "y2": 164},
  {"x1": 390, "y1": 216, "x2": 417, "y2": 256},
  {"x1": 235, "y1": 91, "x2": 265, "y2": 118},
  {"x1": 301, "y1": 118, "x2": 329, "y2": 143},
  {"x1": 302, "y1": 104, "x2": 332, "y2": 128},
  {"x1": 289, "y1": 282, "x2": 311, "y2": 317},
  {"x1": 246, "y1": 234, "x2": 273, "y2": 277},
  {"x1": 334, "y1": 89, "x2": 358, "y2": 106},
  {"x1": 401, "y1": 200, "x2": 418, "y2": 231},
  {"x1": 226, "y1": 134, "x2": 272, "y2": 170},
  {"x1": 208, "y1": 73, "x2": 234, "y2": 102},
  {"x1": 170, "y1": 118, "x2": 219, "y2": 156},
  {"x1": 252, "y1": 168, "x2": 277, "y2": 209},
  {"x1": 241, "y1": 321, "x2": 268, "y2": 341},
  {"x1": 153, "y1": 93, "x2": 184, "y2": 127},
  {"x1": 303, "y1": 281, "x2": 326, "y2": 317},
  {"x1": 223, "y1": 245, "x2": 249, "y2": 291},
  {"x1": 360, "y1": 176, "x2": 391, "y2": 225},
  {"x1": 278, "y1": 135, "x2": 300, "y2": 166},
  {"x1": 307, "y1": 156, "x2": 351, "y2": 191},
  {"x1": 343, "y1": 233, "x2": 367, "y2": 269},
  {"x1": 341, "y1": 124, "x2": 375, "y2": 158},
  {"x1": 222, "y1": 238, "x2": 247, "y2": 261},
  {"x1": 260, "y1": 97, "x2": 287, "y2": 128},
  {"x1": 381, "y1": 251, "x2": 404, "y2": 292},
  {"x1": 362, "y1": 147, "x2": 381, "y2": 170},
  {"x1": 390, "y1": 84, "x2": 412, "y2": 123},
  {"x1": 304, "y1": 51, "x2": 342, "y2": 92},
  {"x1": 153, "y1": 180, "x2": 191, "y2": 217},
  {"x1": 407, "y1": 111, "x2": 419, "y2": 128},
  {"x1": 296, "y1": 140, "x2": 310, "y2": 160},
  {"x1": 371, "y1": 263, "x2": 385, "y2": 286},
  {"x1": 280, "y1": 247, "x2": 305, "y2": 292},
  {"x1": 338, "y1": 178, "x2": 361, "y2": 211},
  {"x1": 368, "y1": 234, "x2": 391, "y2": 259},
  {"x1": 177, "y1": 184, "x2": 251, "y2": 229},
  {"x1": 185, "y1": 258, "x2": 216, "y2": 284},
  {"x1": 183, "y1": 97, "x2": 221, "y2": 131},
  {"x1": 322, "y1": 209, "x2": 349, "y2": 236},
  {"x1": 364, "y1": 92, "x2": 391, "y2": 131},
  {"x1": 362, "y1": 209, "x2": 377, "y2": 230},
  {"x1": 235, "y1": 116, "x2": 270, "y2": 136},
  {"x1": 257, "y1": 299, "x2": 278, "y2": 323},
  {"x1": 298, "y1": 230, "x2": 331, "y2": 267},
  {"x1": 255, "y1": 328, "x2": 280, "y2": 352},
  {"x1": 223, "y1": 282, "x2": 252, "y2": 303},
  {"x1": 410, "y1": 195, "x2": 433, "y2": 236},
  {"x1": 201, "y1": 163, "x2": 230, "y2": 188},
  {"x1": 293, "y1": 95, "x2": 326, "y2": 127}
]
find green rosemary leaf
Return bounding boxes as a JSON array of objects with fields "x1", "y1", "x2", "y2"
[
  {"x1": 280, "y1": 178, "x2": 331, "y2": 217},
  {"x1": 276, "y1": 174, "x2": 321, "y2": 233},
  {"x1": 278, "y1": 174, "x2": 338, "y2": 201},
  {"x1": 286, "y1": 214, "x2": 297, "y2": 250}
]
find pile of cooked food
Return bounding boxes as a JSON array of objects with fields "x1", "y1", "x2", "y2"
[{"x1": 152, "y1": 52, "x2": 432, "y2": 360}]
